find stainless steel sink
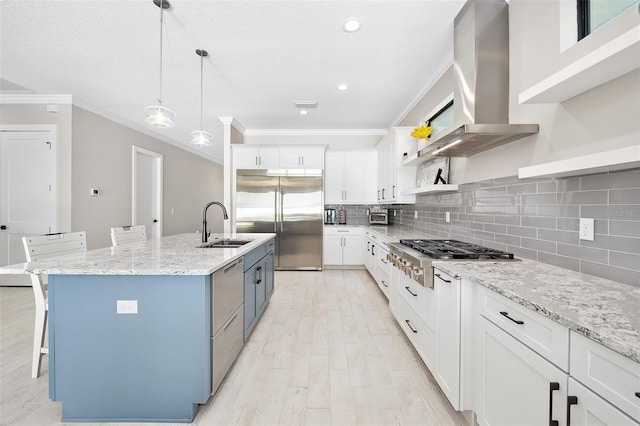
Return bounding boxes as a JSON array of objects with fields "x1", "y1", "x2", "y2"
[{"x1": 198, "y1": 239, "x2": 252, "y2": 248}]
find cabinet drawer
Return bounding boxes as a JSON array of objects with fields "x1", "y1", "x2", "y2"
[
  {"x1": 396, "y1": 293, "x2": 435, "y2": 369},
  {"x1": 324, "y1": 226, "x2": 362, "y2": 236},
  {"x1": 477, "y1": 285, "x2": 569, "y2": 371},
  {"x1": 212, "y1": 304, "x2": 244, "y2": 395},
  {"x1": 398, "y1": 272, "x2": 437, "y2": 332},
  {"x1": 212, "y1": 257, "x2": 244, "y2": 335},
  {"x1": 570, "y1": 331, "x2": 640, "y2": 422},
  {"x1": 568, "y1": 378, "x2": 639, "y2": 425},
  {"x1": 244, "y1": 240, "x2": 274, "y2": 271}
]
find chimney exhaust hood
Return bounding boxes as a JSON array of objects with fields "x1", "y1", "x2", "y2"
[{"x1": 417, "y1": 0, "x2": 538, "y2": 159}]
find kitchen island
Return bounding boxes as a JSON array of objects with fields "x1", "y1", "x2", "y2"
[{"x1": 2, "y1": 232, "x2": 275, "y2": 423}]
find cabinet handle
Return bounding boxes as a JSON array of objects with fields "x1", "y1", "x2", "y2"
[
  {"x1": 393, "y1": 185, "x2": 396, "y2": 198},
  {"x1": 367, "y1": 241, "x2": 370, "y2": 252},
  {"x1": 500, "y1": 311, "x2": 524, "y2": 325},
  {"x1": 566, "y1": 395, "x2": 578, "y2": 426},
  {"x1": 382, "y1": 188, "x2": 385, "y2": 199},
  {"x1": 371, "y1": 245, "x2": 375, "y2": 256},
  {"x1": 377, "y1": 190, "x2": 380, "y2": 200},
  {"x1": 405, "y1": 320, "x2": 417, "y2": 333},
  {"x1": 223, "y1": 313, "x2": 238, "y2": 331},
  {"x1": 549, "y1": 382, "x2": 560, "y2": 426},
  {"x1": 256, "y1": 266, "x2": 262, "y2": 284},
  {"x1": 404, "y1": 286, "x2": 417, "y2": 297},
  {"x1": 434, "y1": 273, "x2": 451, "y2": 283},
  {"x1": 337, "y1": 230, "x2": 348, "y2": 232},
  {"x1": 380, "y1": 258, "x2": 388, "y2": 264},
  {"x1": 381, "y1": 280, "x2": 388, "y2": 287}
]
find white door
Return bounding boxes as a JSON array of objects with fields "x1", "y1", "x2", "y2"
[
  {"x1": 132, "y1": 147, "x2": 162, "y2": 240},
  {"x1": 0, "y1": 127, "x2": 56, "y2": 286}
]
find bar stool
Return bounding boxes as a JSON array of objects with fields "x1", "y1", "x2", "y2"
[
  {"x1": 22, "y1": 231, "x2": 87, "y2": 378},
  {"x1": 110, "y1": 225, "x2": 147, "y2": 246}
]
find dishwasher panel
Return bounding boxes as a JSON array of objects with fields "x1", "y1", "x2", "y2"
[
  {"x1": 212, "y1": 257, "x2": 244, "y2": 335},
  {"x1": 211, "y1": 304, "x2": 244, "y2": 395}
]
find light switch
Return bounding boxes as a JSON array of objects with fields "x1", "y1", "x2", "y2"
[
  {"x1": 445, "y1": 212, "x2": 451, "y2": 223},
  {"x1": 117, "y1": 300, "x2": 138, "y2": 314}
]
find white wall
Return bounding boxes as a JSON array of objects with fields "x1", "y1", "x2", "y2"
[
  {"x1": 72, "y1": 106, "x2": 224, "y2": 249},
  {"x1": 396, "y1": 0, "x2": 640, "y2": 184}
]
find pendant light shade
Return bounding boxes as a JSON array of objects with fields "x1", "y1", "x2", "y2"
[
  {"x1": 191, "y1": 49, "x2": 213, "y2": 146},
  {"x1": 145, "y1": 0, "x2": 175, "y2": 128}
]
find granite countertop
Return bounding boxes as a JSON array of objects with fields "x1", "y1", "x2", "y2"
[
  {"x1": 433, "y1": 259, "x2": 640, "y2": 364},
  {"x1": 0, "y1": 233, "x2": 275, "y2": 276},
  {"x1": 359, "y1": 224, "x2": 639, "y2": 363}
]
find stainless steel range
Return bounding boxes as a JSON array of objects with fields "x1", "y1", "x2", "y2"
[{"x1": 388, "y1": 239, "x2": 518, "y2": 288}]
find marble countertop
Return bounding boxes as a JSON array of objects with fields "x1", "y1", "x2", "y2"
[
  {"x1": 360, "y1": 224, "x2": 639, "y2": 363},
  {"x1": 0, "y1": 233, "x2": 275, "y2": 276}
]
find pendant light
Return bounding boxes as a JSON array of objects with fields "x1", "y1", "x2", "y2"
[
  {"x1": 190, "y1": 49, "x2": 213, "y2": 146},
  {"x1": 145, "y1": 0, "x2": 175, "y2": 128}
]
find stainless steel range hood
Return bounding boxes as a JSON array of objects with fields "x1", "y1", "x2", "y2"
[{"x1": 418, "y1": 0, "x2": 538, "y2": 159}]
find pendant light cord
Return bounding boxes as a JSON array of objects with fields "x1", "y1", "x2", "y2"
[
  {"x1": 158, "y1": 0, "x2": 165, "y2": 105},
  {"x1": 200, "y1": 52, "x2": 204, "y2": 130}
]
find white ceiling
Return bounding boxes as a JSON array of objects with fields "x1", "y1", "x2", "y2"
[{"x1": 0, "y1": 0, "x2": 465, "y2": 164}]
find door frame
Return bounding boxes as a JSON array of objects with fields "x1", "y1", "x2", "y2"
[{"x1": 132, "y1": 146, "x2": 163, "y2": 239}]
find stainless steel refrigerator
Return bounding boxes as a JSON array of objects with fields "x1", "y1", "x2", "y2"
[{"x1": 235, "y1": 170, "x2": 323, "y2": 270}]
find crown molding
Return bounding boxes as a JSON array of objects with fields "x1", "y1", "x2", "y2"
[
  {"x1": 243, "y1": 128, "x2": 388, "y2": 136},
  {"x1": 0, "y1": 94, "x2": 73, "y2": 104}
]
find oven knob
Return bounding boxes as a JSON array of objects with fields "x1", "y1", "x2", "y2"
[
  {"x1": 403, "y1": 263, "x2": 413, "y2": 275},
  {"x1": 411, "y1": 267, "x2": 423, "y2": 281}
]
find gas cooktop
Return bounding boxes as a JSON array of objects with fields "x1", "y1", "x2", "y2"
[{"x1": 399, "y1": 239, "x2": 515, "y2": 260}]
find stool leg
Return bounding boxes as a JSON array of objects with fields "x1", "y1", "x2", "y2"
[{"x1": 32, "y1": 307, "x2": 46, "y2": 379}]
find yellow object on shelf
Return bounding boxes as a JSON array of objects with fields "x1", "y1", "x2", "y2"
[{"x1": 411, "y1": 124, "x2": 433, "y2": 140}]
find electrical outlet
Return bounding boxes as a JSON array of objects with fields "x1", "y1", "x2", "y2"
[
  {"x1": 579, "y1": 218, "x2": 594, "y2": 241},
  {"x1": 117, "y1": 300, "x2": 138, "y2": 314},
  {"x1": 414, "y1": 211, "x2": 418, "y2": 219},
  {"x1": 393, "y1": 210, "x2": 397, "y2": 217},
  {"x1": 445, "y1": 211, "x2": 451, "y2": 223}
]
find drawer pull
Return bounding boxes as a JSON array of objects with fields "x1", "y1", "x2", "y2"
[
  {"x1": 381, "y1": 280, "x2": 388, "y2": 288},
  {"x1": 549, "y1": 382, "x2": 560, "y2": 426},
  {"x1": 256, "y1": 266, "x2": 262, "y2": 284},
  {"x1": 434, "y1": 273, "x2": 451, "y2": 283},
  {"x1": 500, "y1": 311, "x2": 524, "y2": 325},
  {"x1": 223, "y1": 313, "x2": 238, "y2": 331},
  {"x1": 405, "y1": 320, "x2": 418, "y2": 333},
  {"x1": 566, "y1": 395, "x2": 578, "y2": 426},
  {"x1": 404, "y1": 286, "x2": 418, "y2": 297}
]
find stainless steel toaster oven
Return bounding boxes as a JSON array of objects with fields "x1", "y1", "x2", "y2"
[{"x1": 369, "y1": 208, "x2": 388, "y2": 225}]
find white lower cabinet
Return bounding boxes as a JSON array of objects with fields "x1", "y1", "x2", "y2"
[
  {"x1": 323, "y1": 227, "x2": 362, "y2": 266},
  {"x1": 475, "y1": 316, "x2": 568, "y2": 426}
]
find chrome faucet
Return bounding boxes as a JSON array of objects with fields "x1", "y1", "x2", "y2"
[{"x1": 202, "y1": 201, "x2": 229, "y2": 243}]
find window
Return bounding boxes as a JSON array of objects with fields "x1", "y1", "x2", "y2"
[
  {"x1": 578, "y1": 0, "x2": 639, "y2": 41},
  {"x1": 427, "y1": 100, "x2": 454, "y2": 137}
]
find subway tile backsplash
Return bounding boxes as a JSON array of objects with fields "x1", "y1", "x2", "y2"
[{"x1": 386, "y1": 168, "x2": 640, "y2": 287}]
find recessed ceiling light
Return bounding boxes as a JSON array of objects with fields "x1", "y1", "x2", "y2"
[
  {"x1": 299, "y1": 110, "x2": 309, "y2": 115},
  {"x1": 343, "y1": 19, "x2": 361, "y2": 33},
  {"x1": 337, "y1": 84, "x2": 349, "y2": 91}
]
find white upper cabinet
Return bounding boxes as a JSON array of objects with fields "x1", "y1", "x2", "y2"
[
  {"x1": 279, "y1": 146, "x2": 325, "y2": 169},
  {"x1": 324, "y1": 149, "x2": 377, "y2": 204},
  {"x1": 233, "y1": 145, "x2": 326, "y2": 170},
  {"x1": 376, "y1": 127, "x2": 417, "y2": 204},
  {"x1": 232, "y1": 145, "x2": 280, "y2": 169}
]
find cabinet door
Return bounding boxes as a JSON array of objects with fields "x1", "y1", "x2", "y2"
[
  {"x1": 394, "y1": 133, "x2": 417, "y2": 203},
  {"x1": 257, "y1": 147, "x2": 280, "y2": 168},
  {"x1": 255, "y1": 257, "x2": 268, "y2": 315},
  {"x1": 567, "y1": 378, "x2": 639, "y2": 426},
  {"x1": 323, "y1": 235, "x2": 344, "y2": 265},
  {"x1": 324, "y1": 151, "x2": 344, "y2": 203},
  {"x1": 343, "y1": 149, "x2": 376, "y2": 203},
  {"x1": 243, "y1": 263, "x2": 258, "y2": 340},
  {"x1": 435, "y1": 270, "x2": 461, "y2": 409},
  {"x1": 233, "y1": 146, "x2": 261, "y2": 169},
  {"x1": 300, "y1": 146, "x2": 325, "y2": 168},
  {"x1": 279, "y1": 148, "x2": 303, "y2": 168},
  {"x1": 342, "y1": 235, "x2": 362, "y2": 265},
  {"x1": 475, "y1": 317, "x2": 568, "y2": 426},
  {"x1": 265, "y1": 251, "x2": 275, "y2": 298},
  {"x1": 376, "y1": 141, "x2": 387, "y2": 202}
]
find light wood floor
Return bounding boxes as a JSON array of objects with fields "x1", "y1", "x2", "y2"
[{"x1": 0, "y1": 270, "x2": 466, "y2": 426}]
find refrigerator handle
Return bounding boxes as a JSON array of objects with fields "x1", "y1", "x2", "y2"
[
  {"x1": 279, "y1": 185, "x2": 284, "y2": 232},
  {"x1": 274, "y1": 187, "x2": 278, "y2": 233}
]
